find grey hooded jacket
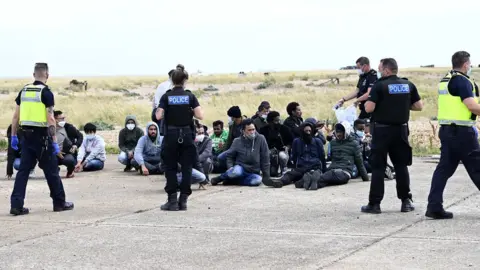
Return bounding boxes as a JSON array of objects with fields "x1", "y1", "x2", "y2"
[
  {"x1": 134, "y1": 122, "x2": 163, "y2": 166},
  {"x1": 226, "y1": 132, "x2": 270, "y2": 177}
]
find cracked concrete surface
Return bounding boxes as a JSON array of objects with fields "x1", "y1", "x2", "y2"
[{"x1": 0, "y1": 156, "x2": 479, "y2": 269}]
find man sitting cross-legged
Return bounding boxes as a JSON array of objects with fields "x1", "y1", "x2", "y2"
[
  {"x1": 263, "y1": 122, "x2": 326, "y2": 188},
  {"x1": 210, "y1": 119, "x2": 270, "y2": 186},
  {"x1": 133, "y1": 122, "x2": 163, "y2": 175}
]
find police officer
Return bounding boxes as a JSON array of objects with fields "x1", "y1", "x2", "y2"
[
  {"x1": 337, "y1": 56, "x2": 378, "y2": 120},
  {"x1": 426, "y1": 51, "x2": 480, "y2": 219},
  {"x1": 9, "y1": 63, "x2": 74, "y2": 216},
  {"x1": 156, "y1": 67, "x2": 204, "y2": 211},
  {"x1": 360, "y1": 58, "x2": 423, "y2": 214}
]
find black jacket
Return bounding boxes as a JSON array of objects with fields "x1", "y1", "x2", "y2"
[
  {"x1": 283, "y1": 116, "x2": 303, "y2": 138},
  {"x1": 259, "y1": 124, "x2": 293, "y2": 151},
  {"x1": 64, "y1": 123, "x2": 84, "y2": 148}
]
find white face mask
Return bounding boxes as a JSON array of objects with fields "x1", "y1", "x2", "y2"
[
  {"x1": 357, "y1": 69, "x2": 364, "y2": 75},
  {"x1": 195, "y1": 134, "x2": 205, "y2": 142},
  {"x1": 261, "y1": 114, "x2": 267, "y2": 120},
  {"x1": 86, "y1": 134, "x2": 95, "y2": 140},
  {"x1": 377, "y1": 72, "x2": 382, "y2": 79},
  {"x1": 228, "y1": 117, "x2": 233, "y2": 125},
  {"x1": 58, "y1": 121, "x2": 66, "y2": 128},
  {"x1": 126, "y1": 123, "x2": 135, "y2": 130},
  {"x1": 467, "y1": 66, "x2": 472, "y2": 76}
]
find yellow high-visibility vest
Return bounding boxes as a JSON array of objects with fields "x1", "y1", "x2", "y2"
[
  {"x1": 437, "y1": 71, "x2": 478, "y2": 126},
  {"x1": 19, "y1": 84, "x2": 47, "y2": 127}
]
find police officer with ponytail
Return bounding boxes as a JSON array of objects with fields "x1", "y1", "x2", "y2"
[
  {"x1": 156, "y1": 66, "x2": 204, "y2": 211},
  {"x1": 9, "y1": 63, "x2": 74, "y2": 216}
]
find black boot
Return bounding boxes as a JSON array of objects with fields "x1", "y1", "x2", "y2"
[
  {"x1": 10, "y1": 207, "x2": 30, "y2": 216},
  {"x1": 210, "y1": 176, "x2": 223, "y2": 186},
  {"x1": 54, "y1": 202, "x2": 75, "y2": 212},
  {"x1": 124, "y1": 165, "x2": 132, "y2": 172},
  {"x1": 178, "y1": 194, "x2": 189, "y2": 211},
  {"x1": 425, "y1": 209, "x2": 453, "y2": 219},
  {"x1": 361, "y1": 203, "x2": 381, "y2": 214},
  {"x1": 401, "y1": 198, "x2": 415, "y2": 212},
  {"x1": 161, "y1": 193, "x2": 179, "y2": 211}
]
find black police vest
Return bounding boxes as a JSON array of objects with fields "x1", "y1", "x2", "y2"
[
  {"x1": 164, "y1": 89, "x2": 194, "y2": 127},
  {"x1": 372, "y1": 77, "x2": 412, "y2": 125}
]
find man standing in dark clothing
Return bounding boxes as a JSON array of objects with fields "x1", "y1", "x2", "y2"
[
  {"x1": 361, "y1": 58, "x2": 423, "y2": 214},
  {"x1": 283, "y1": 102, "x2": 303, "y2": 138},
  {"x1": 338, "y1": 56, "x2": 378, "y2": 120}
]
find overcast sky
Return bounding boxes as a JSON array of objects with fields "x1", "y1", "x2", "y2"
[{"x1": 0, "y1": 0, "x2": 478, "y2": 77}]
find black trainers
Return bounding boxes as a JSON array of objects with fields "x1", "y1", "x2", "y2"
[
  {"x1": 54, "y1": 202, "x2": 74, "y2": 212},
  {"x1": 361, "y1": 203, "x2": 381, "y2": 214},
  {"x1": 425, "y1": 209, "x2": 453, "y2": 219},
  {"x1": 124, "y1": 165, "x2": 132, "y2": 172},
  {"x1": 401, "y1": 198, "x2": 415, "y2": 212},
  {"x1": 10, "y1": 207, "x2": 29, "y2": 216},
  {"x1": 160, "y1": 194, "x2": 179, "y2": 211},
  {"x1": 262, "y1": 177, "x2": 283, "y2": 188}
]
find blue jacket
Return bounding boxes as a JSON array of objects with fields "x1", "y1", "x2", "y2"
[{"x1": 291, "y1": 137, "x2": 326, "y2": 172}]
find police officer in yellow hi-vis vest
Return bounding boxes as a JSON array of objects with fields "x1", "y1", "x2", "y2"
[
  {"x1": 426, "y1": 51, "x2": 480, "y2": 220},
  {"x1": 9, "y1": 63, "x2": 74, "y2": 216}
]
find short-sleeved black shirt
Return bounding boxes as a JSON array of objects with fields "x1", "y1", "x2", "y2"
[
  {"x1": 357, "y1": 69, "x2": 378, "y2": 98},
  {"x1": 368, "y1": 75, "x2": 421, "y2": 125},
  {"x1": 15, "y1": 81, "x2": 55, "y2": 107},
  {"x1": 447, "y1": 71, "x2": 479, "y2": 100}
]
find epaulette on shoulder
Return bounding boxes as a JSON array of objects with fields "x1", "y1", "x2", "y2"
[
  {"x1": 166, "y1": 89, "x2": 172, "y2": 93},
  {"x1": 185, "y1": 89, "x2": 191, "y2": 93},
  {"x1": 401, "y1": 77, "x2": 409, "y2": 81}
]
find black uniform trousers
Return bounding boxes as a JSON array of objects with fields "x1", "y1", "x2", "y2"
[
  {"x1": 11, "y1": 128, "x2": 66, "y2": 209},
  {"x1": 369, "y1": 124, "x2": 412, "y2": 204},
  {"x1": 428, "y1": 125, "x2": 480, "y2": 211},
  {"x1": 163, "y1": 127, "x2": 196, "y2": 196}
]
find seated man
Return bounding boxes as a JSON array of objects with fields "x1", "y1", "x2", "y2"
[
  {"x1": 55, "y1": 116, "x2": 76, "y2": 178},
  {"x1": 305, "y1": 117, "x2": 327, "y2": 145},
  {"x1": 75, "y1": 123, "x2": 106, "y2": 172},
  {"x1": 308, "y1": 121, "x2": 369, "y2": 190},
  {"x1": 210, "y1": 120, "x2": 229, "y2": 157},
  {"x1": 133, "y1": 122, "x2": 163, "y2": 175},
  {"x1": 195, "y1": 124, "x2": 213, "y2": 180},
  {"x1": 259, "y1": 111, "x2": 293, "y2": 176},
  {"x1": 252, "y1": 103, "x2": 270, "y2": 131},
  {"x1": 54, "y1": 110, "x2": 83, "y2": 159},
  {"x1": 283, "y1": 102, "x2": 304, "y2": 138},
  {"x1": 6, "y1": 125, "x2": 35, "y2": 179},
  {"x1": 264, "y1": 122, "x2": 325, "y2": 188},
  {"x1": 210, "y1": 119, "x2": 270, "y2": 186},
  {"x1": 118, "y1": 115, "x2": 144, "y2": 172},
  {"x1": 216, "y1": 106, "x2": 246, "y2": 171},
  {"x1": 352, "y1": 119, "x2": 394, "y2": 180}
]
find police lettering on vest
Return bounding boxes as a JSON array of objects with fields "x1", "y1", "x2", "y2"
[
  {"x1": 371, "y1": 76, "x2": 414, "y2": 125},
  {"x1": 19, "y1": 84, "x2": 47, "y2": 127},
  {"x1": 164, "y1": 89, "x2": 194, "y2": 127},
  {"x1": 437, "y1": 71, "x2": 478, "y2": 126}
]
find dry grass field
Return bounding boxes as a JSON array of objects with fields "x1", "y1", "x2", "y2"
[{"x1": 0, "y1": 67, "x2": 478, "y2": 155}]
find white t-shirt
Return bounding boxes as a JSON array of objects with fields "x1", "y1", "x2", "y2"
[{"x1": 153, "y1": 79, "x2": 173, "y2": 109}]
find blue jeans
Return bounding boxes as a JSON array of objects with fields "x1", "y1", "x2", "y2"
[
  {"x1": 83, "y1": 159, "x2": 104, "y2": 172},
  {"x1": 219, "y1": 165, "x2": 262, "y2": 186},
  {"x1": 118, "y1": 151, "x2": 134, "y2": 166},
  {"x1": 177, "y1": 168, "x2": 205, "y2": 184}
]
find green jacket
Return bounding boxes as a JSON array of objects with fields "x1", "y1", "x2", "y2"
[
  {"x1": 210, "y1": 130, "x2": 229, "y2": 155},
  {"x1": 329, "y1": 123, "x2": 368, "y2": 181}
]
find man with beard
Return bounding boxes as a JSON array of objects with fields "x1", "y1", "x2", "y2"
[
  {"x1": 132, "y1": 122, "x2": 163, "y2": 175},
  {"x1": 263, "y1": 122, "x2": 325, "y2": 188},
  {"x1": 259, "y1": 111, "x2": 293, "y2": 177},
  {"x1": 210, "y1": 119, "x2": 270, "y2": 186}
]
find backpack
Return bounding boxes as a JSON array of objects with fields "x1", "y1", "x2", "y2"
[{"x1": 270, "y1": 147, "x2": 280, "y2": 177}]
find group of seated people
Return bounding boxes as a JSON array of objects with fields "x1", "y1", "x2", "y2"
[{"x1": 6, "y1": 101, "x2": 394, "y2": 191}]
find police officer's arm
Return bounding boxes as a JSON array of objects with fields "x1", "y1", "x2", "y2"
[
  {"x1": 156, "y1": 94, "x2": 167, "y2": 120},
  {"x1": 341, "y1": 87, "x2": 360, "y2": 103},
  {"x1": 190, "y1": 94, "x2": 204, "y2": 120},
  {"x1": 41, "y1": 89, "x2": 57, "y2": 141},
  {"x1": 11, "y1": 106, "x2": 20, "y2": 136},
  {"x1": 356, "y1": 73, "x2": 377, "y2": 102},
  {"x1": 409, "y1": 83, "x2": 423, "y2": 111},
  {"x1": 451, "y1": 77, "x2": 480, "y2": 115},
  {"x1": 364, "y1": 83, "x2": 381, "y2": 113}
]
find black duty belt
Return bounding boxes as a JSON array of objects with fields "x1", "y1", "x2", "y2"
[
  {"x1": 374, "y1": 122, "x2": 407, "y2": 127},
  {"x1": 167, "y1": 125, "x2": 191, "y2": 130}
]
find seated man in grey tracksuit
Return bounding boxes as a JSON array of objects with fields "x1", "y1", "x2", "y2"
[{"x1": 210, "y1": 119, "x2": 270, "y2": 186}]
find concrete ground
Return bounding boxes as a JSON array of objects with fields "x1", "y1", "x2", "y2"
[{"x1": 0, "y1": 156, "x2": 479, "y2": 270}]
